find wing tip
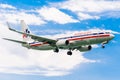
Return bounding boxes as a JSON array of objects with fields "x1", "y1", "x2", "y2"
[{"x1": 6, "y1": 22, "x2": 12, "y2": 30}]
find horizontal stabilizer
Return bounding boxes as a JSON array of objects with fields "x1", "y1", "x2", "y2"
[{"x1": 3, "y1": 38, "x2": 26, "y2": 44}]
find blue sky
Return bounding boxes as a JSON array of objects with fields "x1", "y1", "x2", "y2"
[{"x1": 0, "y1": 0, "x2": 120, "y2": 80}]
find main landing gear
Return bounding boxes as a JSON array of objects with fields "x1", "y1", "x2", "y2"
[
  {"x1": 67, "y1": 51, "x2": 72, "y2": 56},
  {"x1": 54, "y1": 47, "x2": 73, "y2": 56},
  {"x1": 54, "y1": 48, "x2": 59, "y2": 53}
]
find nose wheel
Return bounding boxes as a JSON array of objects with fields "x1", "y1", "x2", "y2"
[
  {"x1": 101, "y1": 41, "x2": 108, "y2": 48},
  {"x1": 102, "y1": 45, "x2": 105, "y2": 48}
]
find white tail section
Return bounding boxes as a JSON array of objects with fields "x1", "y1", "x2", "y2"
[{"x1": 20, "y1": 20, "x2": 31, "y2": 42}]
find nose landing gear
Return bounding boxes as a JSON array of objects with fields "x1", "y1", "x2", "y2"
[
  {"x1": 102, "y1": 45, "x2": 105, "y2": 48},
  {"x1": 101, "y1": 41, "x2": 108, "y2": 48}
]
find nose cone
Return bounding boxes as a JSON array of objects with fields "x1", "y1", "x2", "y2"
[{"x1": 110, "y1": 34, "x2": 115, "y2": 39}]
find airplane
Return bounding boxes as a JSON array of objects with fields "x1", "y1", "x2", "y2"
[{"x1": 3, "y1": 20, "x2": 115, "y2": 55}]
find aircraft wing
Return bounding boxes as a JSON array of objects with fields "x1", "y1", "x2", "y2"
[
  {"x1": 8, "y1": 27, "x2": 57, "y2": 46},
  {"x1": 29, "y1": 34, "x2": 56, "y2": 45},
  {"x1": 3, "y1": 38, "x2": 26, "y2": 44}
]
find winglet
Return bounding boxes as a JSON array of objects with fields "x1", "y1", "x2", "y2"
[
  {"x1": 6, "y1": 22, "x2": 17, "y2": 32},
  {"x1": 6, "y1": 22, "x2": 11, "y2": 30}
]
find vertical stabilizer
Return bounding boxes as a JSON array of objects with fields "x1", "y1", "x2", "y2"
[{"x1": 20, "y1": 20, "x2": 31, "y2": 41}]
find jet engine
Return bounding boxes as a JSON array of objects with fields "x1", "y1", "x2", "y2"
[
  {"x1": 56, "y1": 39, "x2": 76, "y2": 46},
  {"x1": 56, "y1": 40, "x2": 69, "y2": 46},
  {"x1": 78, "y1": 45, "x2": 92, "y2": 52}
]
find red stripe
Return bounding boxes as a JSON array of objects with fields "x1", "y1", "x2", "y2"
[
  {"x1": 30, "y1": 42, "x2": 48, "y2": 47},
  {"x1": 30, "y1": 34, "x2": 110, "y2": 47},
  {"x1": 69, "y1": 34, "x2": 110, "y2": 41},
  {"x1": 23, "y1": 34, "x2": 27, "y2": 38}
]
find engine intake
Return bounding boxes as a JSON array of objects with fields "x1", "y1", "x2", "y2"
[{"x1": 65, "y1": 40, "x2": 69, "y2": 45}]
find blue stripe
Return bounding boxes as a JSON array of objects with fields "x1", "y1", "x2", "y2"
[
  {"x1": 57, "y1": 32, "x2": 105, "y2": 40},
  {"x1": 29, "y1": 42, "x2": 41, "y2": 44}
]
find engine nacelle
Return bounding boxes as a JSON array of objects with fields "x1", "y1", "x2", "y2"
[
  {"x1": 56, "y1": 40, "x2": 69, "y2": 46},
  {"x1": 78, "y1": 45, "x2": 92, "y2": 52},
  {"x1": 56, "y1": 39, "x2": 75, "y2": 46}
]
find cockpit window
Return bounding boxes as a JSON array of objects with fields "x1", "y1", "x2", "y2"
[
  {"x1": 93, "y1": 33, "x2": 98, "y2": 35},
  {"x1": 105, "y1": 32, "x2": 110, "y2": 34}
]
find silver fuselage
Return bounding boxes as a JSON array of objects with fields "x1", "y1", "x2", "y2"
[{"x1": 22, "y1": 32, "x2": 114, "y2": 50}]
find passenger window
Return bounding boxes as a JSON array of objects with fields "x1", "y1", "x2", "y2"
[{"x1": 99, "y1": 33, "x2": 104, "y2": 34}]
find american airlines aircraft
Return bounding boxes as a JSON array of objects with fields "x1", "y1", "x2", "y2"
[{"x1": 3, "y1": 20, "x2": 115, "y2": 55}]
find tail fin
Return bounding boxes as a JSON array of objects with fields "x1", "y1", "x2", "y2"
[
  {"x1": 21, "y1": 20, "x2": 31, "y2": 33},
  {"x1": 20, "y1": 20, "x2": 31, "y2": 41}
]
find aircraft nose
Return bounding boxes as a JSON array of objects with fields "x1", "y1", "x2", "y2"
[{"x1": 110, "y1": 34, "x2": 115, "y2": 39}]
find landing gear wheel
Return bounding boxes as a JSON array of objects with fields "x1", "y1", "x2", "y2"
[
  {"x1": 67, "y1": 51, "x2": 72, "y2": 56},
  {"x1": 102, "y1": 45, "x2": 105, "y2": 48},
  {"x1": 54, "y1": 48, "x2": 59, "y2": 53},
  {"x1": 101, "y1": 41, "x2": 108, "y2": 49}
]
